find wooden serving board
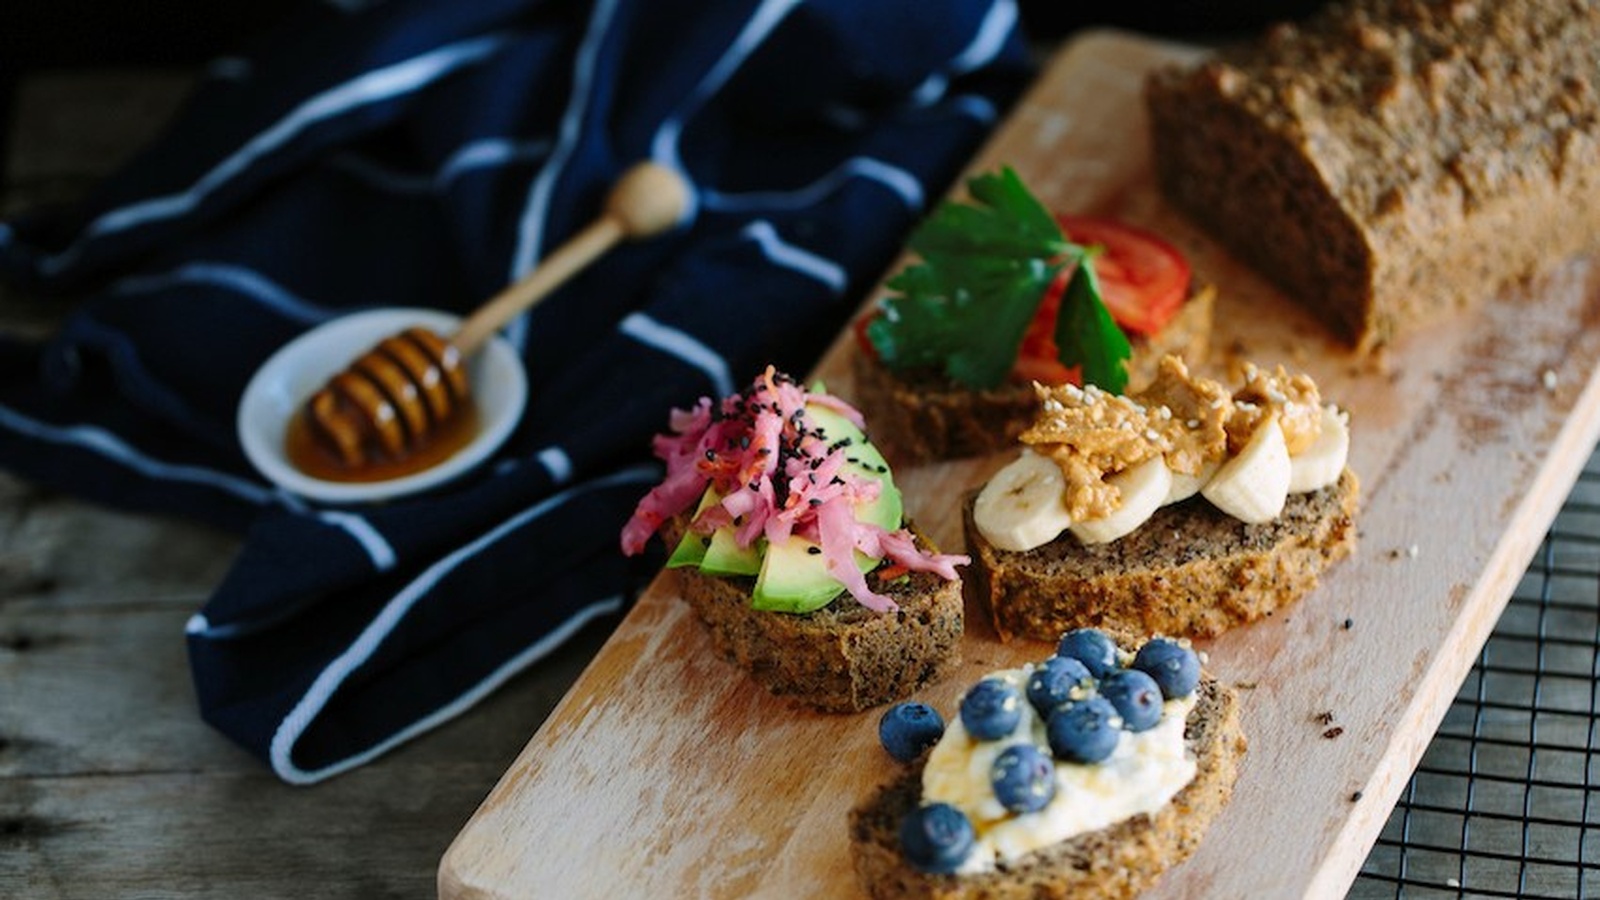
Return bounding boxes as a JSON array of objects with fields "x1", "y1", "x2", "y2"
[{"x1": 438, "y1": 31, "x2": 1600, "y2": 899}]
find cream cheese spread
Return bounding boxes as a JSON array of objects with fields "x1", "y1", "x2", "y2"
[{"x1": 921, "y1": 667, "x2": 1197, "y2": 873}]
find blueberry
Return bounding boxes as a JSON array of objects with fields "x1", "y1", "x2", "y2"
[
  {"x1": 1025, "y1": 656, "x2": 1091, "y2": 717},
  {"x1": 1099, "y1": 669, "x2": 1164, "y2": 732},
  {"x1": 990, "y1": 744, "x2": 1056, "y2": 813},
  {"x1": 899, "y1": 802, "x2": 975, "y2": 874},
  {"x1": 960, "y1": 678, "x2": 1022, "y2": 741},
  {"x1": 1056, "y1": 628, "x2": 1119, "y2": 678},
  {"x1": 1132, "y1": 638, "x2": 1201, "y2": 699},
  {"x1": 878, "y1": 702, "x2": 946, "y2": 762},
  {"x1": 1046, "y1": 697, "x2": 1121, "y2": 764}
]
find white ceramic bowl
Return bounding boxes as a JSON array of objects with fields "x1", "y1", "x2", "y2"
[{"x1": 237, "y1": 308, "x2": 527, "y2": 504}]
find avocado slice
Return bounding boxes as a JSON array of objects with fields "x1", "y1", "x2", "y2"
[
  {"x1": 666, "y1": 487, "x2": 762, "y2": 575},
  {"x1": 750, "y1": 403, "x2": 902, "y2": 613},
  {"x1": 665, "y1": 489, "x2": 719, "y2": 569},
  {"x1": 701, "y1": 522, "x2": 761, "y2": 576}
]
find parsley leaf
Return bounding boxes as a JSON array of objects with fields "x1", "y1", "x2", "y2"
[
  {"x1": 867, "y1": 166, "x2": 1131, "y2": 392},
  {"x1": 1055, "y1": 258, "x2": 1132, "y2": 395}
]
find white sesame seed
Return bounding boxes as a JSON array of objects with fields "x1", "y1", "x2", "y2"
[
  {"x1": 1542, "y1": 369, "x2": 1558, "y2": 391},
  {"x1": 1406, "y1": 544, "x2": 1419, "y2": 559}
]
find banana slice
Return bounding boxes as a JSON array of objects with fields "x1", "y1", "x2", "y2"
[
  {"x1": 974, "y1": 449, "x2": 1075, "y2": 552},
  {"x1": 1164, "y1": 458, "x2": 1220, "y2": 506},
  {"x1": 1202, "y1": 416, "x2": 1290, "y2": 524},
  {"x1": 1288, "y1": 404, "x2": 1349, "y2": 494},
  {"x1": 1070, "y1": 456, "x2": 1172, "y2": 545}
]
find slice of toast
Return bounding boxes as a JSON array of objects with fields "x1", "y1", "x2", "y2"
[
  {"x1": 850, "y1": 285, "x2": 1214, "y2": 467},
  {"x1": 966, "y1": 469, "x2": 1359, "y2": 642},
  {"x1": 670, "y1": 527, "x2": 963, "y2": 712},
  {"x1": 848, "y1": 676, "x2": 1245, "y2": 899}
]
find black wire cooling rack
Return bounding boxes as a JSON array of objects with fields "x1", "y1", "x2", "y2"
[{"x1": 1351, "y1": 450, "x2": 1600, "y2": 898}]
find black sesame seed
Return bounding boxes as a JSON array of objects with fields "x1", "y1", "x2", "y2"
[{"x1": 806, "y1": 546, "x2": 821, "y2": 555}]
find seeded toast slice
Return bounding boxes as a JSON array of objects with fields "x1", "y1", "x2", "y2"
[
  {"x1": 851, "y1": 285, "x2": 1214, "y2": 467},
  {"x1": 965, "y1": 469, "x2": 1359, "y2": 642},
  {"x1": 668, "y1": 524, "x2": 963, "y2": 712},
  {"x1": 848, "y1": 676, "x2": 1244, "y2": 899}
]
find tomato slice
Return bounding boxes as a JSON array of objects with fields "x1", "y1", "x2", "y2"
[
  {"x1": 1056, "y1": 215, "x2": 1190, "y2": 337},
  {"x1": 852, "y1": 312, "x2": 878, "y2": 360},
  {"x1": 1010, "y1": 215, "x2": 1190, "y2": 384},
  {"x1": 1014, "y1": 268, "x2": 1076, "y2": 385}
]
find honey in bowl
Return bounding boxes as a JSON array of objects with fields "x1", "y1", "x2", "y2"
[{"x1": 285, "y1": 401, "x2": 482, "y2": 484}]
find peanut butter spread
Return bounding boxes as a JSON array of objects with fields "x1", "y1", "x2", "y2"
[
  {"x1": 1229, "y1": 362, "x2": 1321, "y2": 455},
  {"x1": 1020, "y1": 356, "x2": 1323, "y2": 519}
]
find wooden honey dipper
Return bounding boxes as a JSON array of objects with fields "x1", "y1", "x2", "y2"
[{"x1": 298, "y1": 161, "x2": 692, "y2": 473}]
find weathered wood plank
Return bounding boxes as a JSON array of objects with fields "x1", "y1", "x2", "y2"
[{"x1": 1, "y1": 596, "x2": 613, "y2": 897}]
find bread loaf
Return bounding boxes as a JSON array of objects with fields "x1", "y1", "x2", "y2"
[{"x1": 1146, "y1": 0, "x2": 1600, "y2": 349}]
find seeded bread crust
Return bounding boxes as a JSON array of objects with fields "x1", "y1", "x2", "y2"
[
  {"x1": 1145, "y1": 0, "x2": 1600, "y2": 350},
  {"x1": 667, "y1": 524, "x2": 963, "y2": 712},
  {"x1": 848, "y1": 676, "x2": 1245, "y2": 900},
  {"x1": 851, "y1": 286, "x2": 1214, "y2": 467},
  {"x1": 967, "y1": 470, "x2": 1359, "y2": 642}
]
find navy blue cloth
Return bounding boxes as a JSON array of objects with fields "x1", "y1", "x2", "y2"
[{"x1": 0, "y1": 0, "x2": 1030, "y2": 782}]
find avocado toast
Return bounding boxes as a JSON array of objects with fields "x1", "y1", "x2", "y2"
[{"x1": 622, "y1": 367, "x2": 968, "y2": 711}]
